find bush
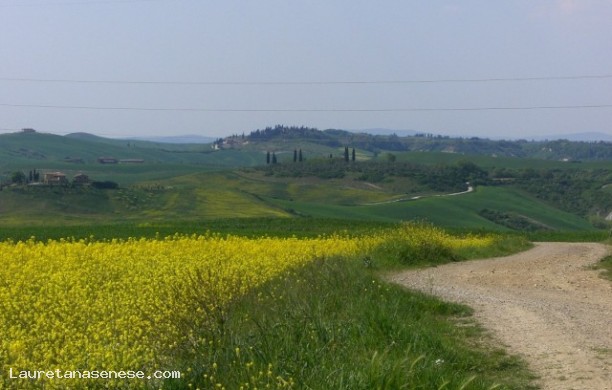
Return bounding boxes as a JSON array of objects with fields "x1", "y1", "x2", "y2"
[{"x1": 91, "y1": 180, "x2": 119, "y2": 189}]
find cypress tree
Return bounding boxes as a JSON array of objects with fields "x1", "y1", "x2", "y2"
[{"x1": 266, "y1": 151, "x2": 270, "y2": 164}]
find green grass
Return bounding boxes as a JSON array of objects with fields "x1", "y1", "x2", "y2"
[
  {"x1": 1, "y1": 174, "x2": 597, "y2": 232},
  {"x1": 0, "y1": 218, "x2": 396, "y2": 242},
  {"x1": 169, "y1": 256, "x2": 537, "y2": 389},
  {"x1": 0, "y1": 131, "x2": 264, "y2": 170},
  {"x1": 0, "y1": 218, "x2": 539, "y2": 388},
  {"x1": 393, "y1": 151, "x2": 612, "y2": 170},
  {"x1": 265, "y1": 186, "x2": 595, "y2": 230},
  {"x1": 522, "y1": 230, "x2": 611, "y2": 242},
  {"x1": 595, "y1": 255, "x2": 612, "y2": 281}
]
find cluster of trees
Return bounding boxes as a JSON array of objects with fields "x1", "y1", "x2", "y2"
[
  {"x1": 249, "y1": 125, "x2": 341, "y2": 147},
  {"x1": 6, "y1": 169, "x2": 40, "y2": 185},
  {"x1": 265, "y1": 147, "x2": 358, "y2": 165},
  {"x1": 1, "y1": 169, "x2": 119, "y2": 191},
  {"x1": 266, "y1": 149, "x2": 304, "y2": 164},
  {"x1": 258, "y1": 159, "x2": 484, "y2": 193}
]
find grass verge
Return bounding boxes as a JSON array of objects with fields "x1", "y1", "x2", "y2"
[
  {"x1": 594, "y1": 255, "x2": 612, "y2": 281},
  {"x1": 168, "y1": 236, "x2": 536, "y2": 389}
]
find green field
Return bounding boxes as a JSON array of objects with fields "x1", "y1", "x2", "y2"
[
  {"x1": 0, "y1": 167, "x2": 597, "y2": 231},
  {"x1": 2, "y1": 129, "x2": 610, "y2": 389}
]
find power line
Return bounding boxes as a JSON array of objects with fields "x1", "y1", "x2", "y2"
[
  {"x1": 1, "y1": 74, "x2": 612, "y2": 86},
  {"x1": 2, "y1": 102, "x2": 612, "y2": 112}
]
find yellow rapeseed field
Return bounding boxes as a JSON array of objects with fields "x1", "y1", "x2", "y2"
[{"x1": 0, "y1": 225, "x2": 493, "y2": 389}]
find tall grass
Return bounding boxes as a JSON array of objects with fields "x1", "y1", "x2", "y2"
[{"x1": 169, "y1": 258, "x2": 536, "y2": 389}]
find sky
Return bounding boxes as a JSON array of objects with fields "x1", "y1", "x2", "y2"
[{"x1": 1, "y1": 0, "x2": 612, "y2": 139}]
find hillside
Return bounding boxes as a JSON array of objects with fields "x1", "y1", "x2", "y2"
[
  {"x1": 0, "y1": 164, "x2": 598, "y2": 232},
  {"x1": 2, "y1": 127, "x2": 610, "y2": 174},
  {"x1": 0, "y1": 127, "x2": 609, "y2": 230},
  {"x1": 0, "y1": 131, "x2": 263, "y2": 180},
  {"x1": 217, "y1": 125, "x2": 612, "y2": 161}
]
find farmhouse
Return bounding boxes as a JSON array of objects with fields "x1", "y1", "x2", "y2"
[{"x1": 43, "y1": 172, "x2": 68, "y2": 185}]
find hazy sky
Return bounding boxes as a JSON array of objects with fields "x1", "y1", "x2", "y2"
[{"x1": 1, "y1": 0, "x2": 612, "y2": 139}]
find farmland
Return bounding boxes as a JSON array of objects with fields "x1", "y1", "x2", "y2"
[
  {"x1": 0, "y1": 127, "x2": 610, "y2": 388},
  {"x1": 0, "y1": 224, "x2": 536, "y2": 389}
]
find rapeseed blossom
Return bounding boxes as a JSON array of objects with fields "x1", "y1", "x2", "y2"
[{"x1": 0, "y1": 226, "x2": 494, "y2": 388}]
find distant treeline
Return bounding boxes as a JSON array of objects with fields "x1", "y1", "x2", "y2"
[
  {"x1": 257, "y1": 159, "x2": 486, "y2": 193},
  {"x1": 243, "y1": 125, "x2": 612, "y2": 161}
]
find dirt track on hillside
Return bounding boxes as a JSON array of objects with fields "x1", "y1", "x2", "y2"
[{"x1": 388, "y1": 242, "x2": 611, "y2": 390}]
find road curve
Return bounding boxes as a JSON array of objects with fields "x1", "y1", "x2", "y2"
[{"x1": 388, "y1": 242, "x2": 612, "y2": 390}]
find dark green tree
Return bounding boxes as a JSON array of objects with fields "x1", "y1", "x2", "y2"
[
  {"x1": 266, "y1": 151, "x2": 271, "y2": 164},
  {"x1": 352, "y1": 148, "x2": 356, "y2": 162},
  {"x1": 11, "y1": 171, "x2": 26, "y2": 184},
  {"x1": 293, "y1": 149, "x2": 297, "y2": 162}
]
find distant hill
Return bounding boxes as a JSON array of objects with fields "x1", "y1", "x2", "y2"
[
  {"x1": 530, "y1": 132, "x2": 612, "y2": 142},
  {"x1": 355, "y1": 128, "x2": 419, "y2": 137},
  {"x1": 2, "y1": 126, "x2": 611, "y2": 176},
  {"x1": 121, "y1": 135, "x2": 216, "y2": 144},
  {"x1": 1, "y1": 127, "x2": 608, "y2": 229},
  {"x1": 0, "y1": 130, "x2": 260, "y2": 171},
  {"x1": 0, "y1": 166, "x2": 598, "y2": 230},
  {"x1": 216, "y1": 125, "x2": 612, "y2": 161}
]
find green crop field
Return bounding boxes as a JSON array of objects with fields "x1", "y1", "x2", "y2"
[
  {"x1": 263, "y1": 185, "x2": 595, "y2": 230},
  {"x1": 0, "y1": 165, "x2": 599, "y2": 231}
]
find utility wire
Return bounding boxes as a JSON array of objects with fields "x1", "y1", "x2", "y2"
[
  {"x1": 1, "y1": 74, "x2": 612, "y2": 86},
  {"x1": 2, "y1": 102, "x2": 612, "y2": 112}
]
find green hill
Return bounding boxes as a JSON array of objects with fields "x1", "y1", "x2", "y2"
[
  {"x1": 0, "y1": 131, "x2": 265, "y2": 185},
  {"x1": 0, "y1": 164, "x2": 596, "y2": 231},
  {"x1": 0, "y1": 127, "x2": 608, "y2": 231},
  {"x1": 219, "y1": 125, "x2": 612, "y2": 161}
]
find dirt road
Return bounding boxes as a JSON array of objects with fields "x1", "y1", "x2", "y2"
[{"x1": 388, "y1": 242, "x2": 611, "y2": 390}]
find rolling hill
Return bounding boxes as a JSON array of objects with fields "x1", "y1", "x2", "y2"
[
  {"x1": 0, "y1": 127, "x2": 609, "y2": 231},
  {"x1": 0, "y1": 165, "x2": 598, "y2": 232}
]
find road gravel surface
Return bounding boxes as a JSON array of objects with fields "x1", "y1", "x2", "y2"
[{"x1": 388, "y1": 242, "x2": 611, "y2": 390}]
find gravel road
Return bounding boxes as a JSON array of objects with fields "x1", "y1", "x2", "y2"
[{"x1": 388, "y1": 242, "x2": 611, "y2": 390}]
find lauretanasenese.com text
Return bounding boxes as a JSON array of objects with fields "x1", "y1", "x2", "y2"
[{"x1": 6, "y1": 368, "x2": 181, "y2": 381}]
